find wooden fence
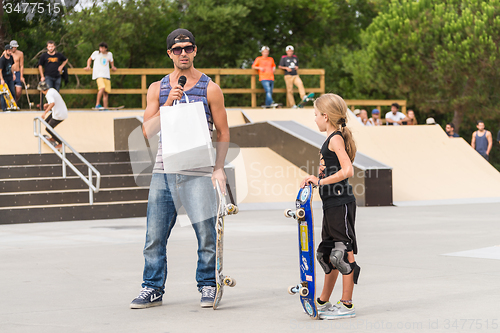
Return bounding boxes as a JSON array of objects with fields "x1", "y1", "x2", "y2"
[
  {"x1": 346, "y1": 100, "x2": 407, "y2": 115},
  {"x1": 24, "y1": 68, "x2": 325, "y2": 108}
]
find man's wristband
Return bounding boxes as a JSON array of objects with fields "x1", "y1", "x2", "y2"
[{"x1": 318, "y1": 179, "x2": 321, "y2": 186}]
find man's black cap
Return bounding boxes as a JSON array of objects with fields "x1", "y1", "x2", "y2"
[
  {"x1": 167, "y1": 29, "x2": 195, "y2": 50},
  {"x1": 5, "y1": 44, "x2": 12, "y2": 50}
]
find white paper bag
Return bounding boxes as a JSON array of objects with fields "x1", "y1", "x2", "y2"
[{"x1": 160, "y1": 95, "x2": 215, "y2": 172}]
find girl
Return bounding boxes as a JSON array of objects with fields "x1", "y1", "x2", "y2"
[{"x1": 300, "y1": 93, "x2": 360, "y2": 320}]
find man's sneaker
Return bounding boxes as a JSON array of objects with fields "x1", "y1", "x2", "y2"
[
  {"x1": 270, "y1": 102, "x2": 279, "y2": 108},
  {"x1": 200, "y1": 286, "x2": 216, "y2": 308},
  {"x1": 319, "y1": 301, "x2": 356, "y2": 320},
  {"x1": 292, "y1": 105, "x2": 298, "y2": 109},
  {"x1": 130, "y1": 287, "x2": 163, "y2": 309},
  {"x1": 95, "y1": 104, "x2": 103, "y2": 108}
]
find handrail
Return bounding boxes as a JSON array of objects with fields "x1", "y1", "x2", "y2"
[{"x1": 33, "y1": 116, "x2": 101, "y2": 205}]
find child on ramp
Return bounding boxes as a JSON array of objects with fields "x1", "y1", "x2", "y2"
[{"x1": 300, "y1": 93, "x2": 360, "y2": 320}]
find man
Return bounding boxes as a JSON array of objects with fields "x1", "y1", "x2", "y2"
[
  {"x1": 0, "y1": 44, "x2": 15, "y2": 111},
  {"x1": 84, "y1": 42, "x2": 117, "y2": 109},
  {"x1": 385, "y1": 103, "x2": 408, "y2": 125},
  {"x1": 278, "y1": 45, "x2": 311, "y2": 108},
  {"x1": 471, "y1": 120, "x2": 492, "y2": 161},
  {"x1": 367, "y1": 109, "x2": 382, "y2": 126},
  {"x1": 38, "y1": 41, "x2": 68, "y2": 91},
  {"x1": 445, "y1": 123, "x2": 460, "y2": 137},
  {"x1": 252, "y1": 46, "x2": 276, "y2": 107},
  {"x1": 37, "y1": 81, "x2": 68, "y2": 149},
  {"x1": 130, "y1": 28, "x2": 229, "y2": 309},
  {"x1": 9, "y1": 41, "x2": 24, "y2": 103}
]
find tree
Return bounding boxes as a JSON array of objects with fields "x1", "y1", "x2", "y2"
[{"x1": 345, "y1": 0, "x2": 500, "y2": 131}]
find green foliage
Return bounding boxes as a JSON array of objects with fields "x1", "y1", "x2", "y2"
[
  {"x1": 346, "y1": 0, "x2": 500, "y2": 131},
  {"x1": 2, "y1": 0, "x2": 380, "y2": 108}
]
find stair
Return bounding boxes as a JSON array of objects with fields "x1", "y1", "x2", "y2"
[{"x1": 0, "y1": 151, "x2": 149, "y2": 224}]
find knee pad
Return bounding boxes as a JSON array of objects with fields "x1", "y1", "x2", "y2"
[
  {"x1": 330, "y1": 242, "x2": 361, "y2": 284},
  {"x1": 316, "y1": 251, "x2": 335, "y2": 274}
]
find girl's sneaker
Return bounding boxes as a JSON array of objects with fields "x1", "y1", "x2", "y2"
[
  {"x1": 316, "y1": 299, "x2": 333, "y2": 315},
  {"x1": 130, "y1": 287, "x2": 163, "y2": 309},
  {"x1": 319, "y1": 301, "x2": 356, "y2": 320}
]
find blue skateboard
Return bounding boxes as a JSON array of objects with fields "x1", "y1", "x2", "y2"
[{"x1": 285, "y1": 184, "x2": 318, "y2": 319}]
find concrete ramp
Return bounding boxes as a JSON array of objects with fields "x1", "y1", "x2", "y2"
[
  {"x1": 230, "y1": 121, "x2": 393, "y2": 206},
  {"x1": 237, "y1": 107, "x2": 500, "y2": 204},
  {"x1": 353, "y1": 125, "x2": 500, "y2": 203},
  {"x1": 0, "y1": 109, "x2": 246, "y2": 155}
]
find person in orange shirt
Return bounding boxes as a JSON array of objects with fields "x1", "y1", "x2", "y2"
[{"x1": 252, "y1": 46, "x2": 277, "y2": 107}]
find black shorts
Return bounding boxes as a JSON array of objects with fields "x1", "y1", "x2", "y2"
[{"x1": 317, "y1": 201, "x2": 357, "y2": 255}]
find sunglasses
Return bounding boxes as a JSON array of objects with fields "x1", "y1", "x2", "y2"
[{"x1": 170, "y1": 45, "x2": 195, "y2": 55}]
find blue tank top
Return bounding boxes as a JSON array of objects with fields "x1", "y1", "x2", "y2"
[
  {"x1": 475, "y1": 131, "x2": 488, "y2": 155},
  {"x1": 153, "y1": 73, "x2": 213, "y2": 173}
]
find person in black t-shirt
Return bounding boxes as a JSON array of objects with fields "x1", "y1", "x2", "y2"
[
  {"x1": 278, "y1": 45, "x2": 308, "y2": 108},
  {"x1": 38, "y1": 40, "x2": 68, "y2": 91},
  {"x1": 0, "y1": 44, "x2": 16, "y2": 111}
]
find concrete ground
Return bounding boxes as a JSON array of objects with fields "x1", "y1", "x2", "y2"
[{"x1": 1, "y1": 203, "x2": 500, "y2": 333}]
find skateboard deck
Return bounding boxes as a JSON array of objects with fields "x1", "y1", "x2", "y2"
[
  {"x1": 261, "y1": 103, "x2": 283, "y2": 109},
  {"x1": 213, "y1": 181, "x2": 238, "y2": 309},
  {"x1": 42, "y1": 135, "x2": 59, "y2": 149},
  {"x1": 1, "y1": 83, "x2": 19, "y2": 111},
  {"x1": 23, "y1": 82, "x2": 33, "y2": 109},
  {"x1": 92, "y1": 105, "x2": 125, "y2": 110},
  {"x1": 297, "y1": 93, "x2": 315, "y2": 108},
  {"x1": 285, "y1": 184, "x2": 318, "y2": 319}
]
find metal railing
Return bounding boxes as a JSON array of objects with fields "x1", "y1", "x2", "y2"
[{"x1": 33, "y1": 116, "x2": 101, "y2": 204}]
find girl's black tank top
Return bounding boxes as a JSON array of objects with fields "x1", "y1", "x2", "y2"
[{"x1": 319, "y1": 131, "x2": 355, "y2": 208}]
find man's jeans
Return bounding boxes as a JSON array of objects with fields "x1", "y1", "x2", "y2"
[
  {"x1": 1, "y1": 79, "x2": 15, "y2": 111},
  {"x1": 45, "y1": 76, "x2": 61, "y2": 91},
  {"x1": 261, "y1": 80, "x2": 274, "y2": 106},
  {"x1": 142, "y1": 173, "x2": 217, "y2": 291}
]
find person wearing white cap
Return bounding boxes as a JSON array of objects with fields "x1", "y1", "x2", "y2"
[
  {"x1": 9, "y1": 40, "x2": 24, "y2": 103},
  {"x1": 278, "y1": 45, "x2": 311, "y2": 108}
]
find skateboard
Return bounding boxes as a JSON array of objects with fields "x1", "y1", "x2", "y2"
[
  {"x1": 261, "y1": 103, "x2": 283, "y2": 109},
  {"x1": 92, "y1": 105, "x2": 125, "y2": 110},
  {"x1": 285, "y1": 184, "x2": 319, "y2": 319},
  {"x1": 297, "y1": 93, "x2": 315, "y2": 108},
  {"x1": 213, "y1": 181, "x2": 238, "y2": 310},
  {"x1": 23, "y1": 82, "x2": 33, "y2": 109},
  {"x1": 42, "y1": 135, "x2": 59, "y2": 149},
  {"x1": 0, "y1": 83, "x2": 19, "y2": 111}
]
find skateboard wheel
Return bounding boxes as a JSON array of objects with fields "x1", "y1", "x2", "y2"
[
  {"x1": 227, "y1": 204, "x2": 238, "y2": 215},
  {"x1": 224, "y1": 277, "x2": 236, "y2": 287},
  {"x1": 299, "y1": 287, "x2": 309, "y2": 297},
  {"x1": 288, "y1": 285, "x2": 297, "y2": 295},
  {"x1": 284, "y1": 209, "x2": 292, "y2": 218},
  {"x1": 296, "y1": 209, "x2": 305, "y2": 219}
]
